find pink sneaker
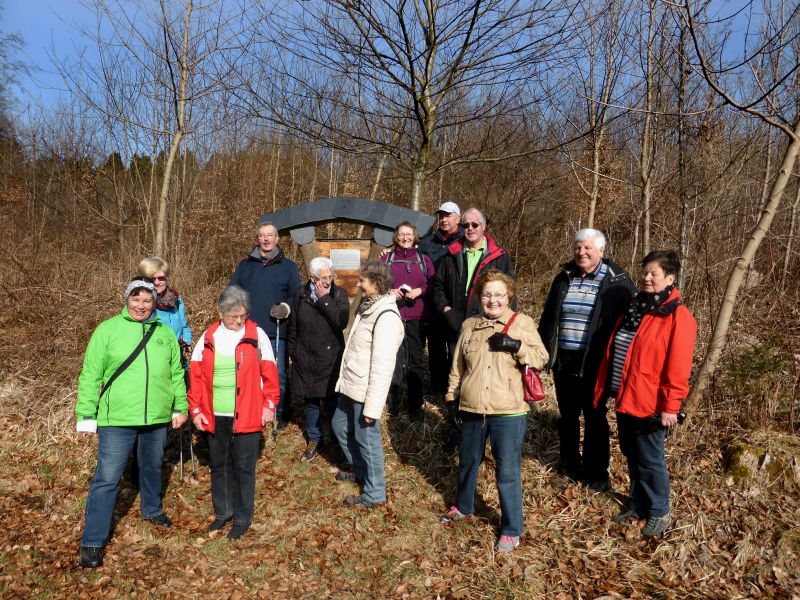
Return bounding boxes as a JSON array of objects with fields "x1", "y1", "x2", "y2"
[
  {"x1": 440, "y1": 506, "x2": 467, "y2": 524},
  {"x1": 496, "y1": 535, "x2": 520, "y2": 552}
]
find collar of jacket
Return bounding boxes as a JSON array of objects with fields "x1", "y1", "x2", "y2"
[
  {"x1": 203, "y1": 319, "x2": 259, "y2": 351},
  {"x1": 435, "y1": 227, "x2": 464, "y2": 243},
  {"x1": 302, "y1": 282, "x2": 339, "y2": 299},
  {"x1": 473, "y1": 307, "x2": 516, "y2": 329},
  {"x1": 359, "y1": 293, "x2": 395, "y2": 316},
  {"x1": 121, "y1": 307, "x2": 160, "y2": 324},
  {"x1": 651, "y1": 287, "x2": 682, "y2": 316},
  {"x1": 447, "y1": 233, "x2": 504, "y2": 258},
  {"x1": 246, "y1": 246, "x2": 284, "y2": 264}
]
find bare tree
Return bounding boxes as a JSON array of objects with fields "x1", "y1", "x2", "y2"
[
  {"x1": 681, "y1": 0, "x2": 800, "y2": 408},
  {"x1": 241, "y1": 0, "x2": 579, "y2": 210}
]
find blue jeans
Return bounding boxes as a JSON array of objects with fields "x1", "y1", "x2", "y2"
[
  {"x1": 304, "y1": 396, "x2": 338, "y2": 444},
  {"x1": 456, "y1": 413, "x2": 526, "y2": 537},
  {"x1": 207, "y1": 416, "x2": 261, "y2": 526},
  {"x1": 617, "y1": 413, "x2": 670, "y2": 518},
  {"x1": 270, "y1": 336, "x2": 290, "y2": 421},
  {"x1": 332, "y1": 396, "x2": 386, "y2": 503},
  {"x1": 81, "y1": 424, "x2": 168, "y2": 547}
]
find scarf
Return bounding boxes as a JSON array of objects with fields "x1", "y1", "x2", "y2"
[
  {"x1": 308, "y1": 281, "x2": 318, "y2": 303},
  {"x1": 622, "y1": 285, "x2": 674, "y2": 331},
  {"x1": 358, "y1": 293, "x2": 392, "y2": 316},
  {"x1": 157, "y1": 287, "x2": 180, "y2": 310},
  {"x1": 260, "y1": 247, "x2": 280, "y2": 264}
]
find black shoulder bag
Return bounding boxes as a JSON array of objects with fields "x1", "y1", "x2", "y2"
[{"x1": 101, "y1": 322, "x2": 158, "y2": 395}]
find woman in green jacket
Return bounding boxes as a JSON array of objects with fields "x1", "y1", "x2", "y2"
[{"x1": 75, "y1": 277, "x2": 188, "y2": 568}]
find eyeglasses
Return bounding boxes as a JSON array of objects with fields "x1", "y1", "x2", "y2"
[
  {"x1": 480, "y1": 292, "x2": 507, "y2": 301},
  {"x1": 462, "y1": 222, "x2": 483, "y2": 230},
  {"x1": 224, "y1": 312, "x2": 248, "y2": 322},
  {"x1": 258, "y1": 233, "x2": 278, "y2": 239},
  {"x1": 311, "y1": 275, "x2": 334, "y2": 283}
]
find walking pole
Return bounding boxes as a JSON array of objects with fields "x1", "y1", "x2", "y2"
[
  {"x1": 179, "y1": 426, "x2": 185, "y2": 481},
  {"x1": 269, "y1": 302, "x2": 292, "y2": 439},
  {"x1": 188, "y1": 423, "x2": 196, "y2": 477}
]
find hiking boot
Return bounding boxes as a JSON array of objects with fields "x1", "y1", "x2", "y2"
[
  {"x1": 79, "y1": 546, "x2": 104, "y2": 568},
  {"x1": 335, "y1": 470, "x2": 356, "y2": 483},
  {"x1": 440, "y1": 505, "x2": 467, "y2": 525},
  {"x1": 301, "y1": 441, "x2": 319, "y2": 462},
  {"x1": 641, "y1": 515, "x2": 671, "y2": 538},
  {"x1": 343, "y1": 495, "x2": 384, "y2": 509},
  {"x1": 144, "y1": 513, "x2": 173, "y2": 528},
  {"x1": 496, "y1": 535, "x2": 520, "y2": 553},
  {"x1": 587, "y1": 479, "x2": 611, "y2": 493},
  {"x1": 228, "y1": 522, "x2": 250, "y2": 540},
  {"x1": 207, "y1": 517, "x2": 231, "y2": 532},
  {"x1": 611, "y1": 508, "x2": 640, "y2": 524}
]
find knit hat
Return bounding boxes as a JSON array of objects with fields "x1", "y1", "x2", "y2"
[{"x1": 124, "y1": 277, "x2": 157, "y2": 301}]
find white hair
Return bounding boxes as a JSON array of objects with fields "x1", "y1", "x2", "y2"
[
  {"x1": 309, "y1": 256, "x2": 334, "y2": 277},
  {"x1": 461, "y1": 207, "x2": 487, "y2": 224},
  {"x1": 218, "y1": 285, "x2": 251, "y2": 313},
  {"x1": 574, "y1": 228, "x2": 607, "y2": 251}
]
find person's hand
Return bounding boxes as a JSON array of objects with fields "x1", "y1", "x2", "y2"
[
  {"x1": 446, "y1": 402, "x2": 462, "y2": 428},
  {"x1": 313, "y1": 279, "x2": 329, "y2": 298},
  {"x1": 660, "y1": 411, "x2": 678, "y2": 429},
  {"x1": 262, "y1": 407, "x2": 275, "y2": 427},
  {"x1": 379, "y1": 248, "x2": 391, "y2": 259},
  {"x1": 363, "y1": 416, "x2": 376, "y2": 426},
  {"x1": 390, "y1": 288, "x2": 404, "y2": 300},
  {"x1": 488, "y1": 332, "x2": 521, "y2": 353},
  {"x1": 270, "y1": 302, "x2": 291, "y2": 319},
  {"x1": 172, "y1": 413, "x2": 188, "y2": 429},
  {"x1": 405, "y1": 287, "x2": 422, "y2": 300},
  {"x1": 192, "y1": 413, "x2": 209, "y2": 431},
  {"x1": 443, "y1": 306, "x2": 452, "y2": 313}
]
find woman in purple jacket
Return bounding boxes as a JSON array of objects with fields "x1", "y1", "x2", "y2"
[{"x1": 381, "y1": 221, "x2": 436, "y2": 422}]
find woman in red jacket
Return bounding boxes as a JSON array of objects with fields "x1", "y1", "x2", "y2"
[
  {"x1": 594, "y1": 250, "x2": 697, "y2": 538},
  {"x1": 188, "y1": 285, "x2": 280, "y2": 539}
]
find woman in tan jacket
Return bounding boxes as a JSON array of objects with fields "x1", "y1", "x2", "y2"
[{"x1": 441, "y1": 269, "x2": 548, "y2": 553}]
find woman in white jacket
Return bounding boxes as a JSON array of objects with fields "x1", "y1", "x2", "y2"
[{"x1": 333, "y1": 260, "x2": 404, "y2": 508}]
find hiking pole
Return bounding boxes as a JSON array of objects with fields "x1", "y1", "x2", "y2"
[
  {"x1": 179, "y1": 426, "x2": 184, "y2": 481},
  {"x1": 269, "y1": 302, "x2": 292, "y2": 439},
  {"x1": 188, "y1": 423, "x2": 196, "y2": 477}
]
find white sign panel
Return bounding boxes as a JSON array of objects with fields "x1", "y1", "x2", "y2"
[{"x1": 329, "y1": 248, "x2": 362, "y2": 271}]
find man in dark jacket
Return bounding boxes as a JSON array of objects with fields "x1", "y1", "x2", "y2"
[
  {"x1": 538, "y1": 229, "x2": 635, "y2": 491},
  {"x1": 432, "y1": 207, "x2": 514, "y2": 357},
  {"x1": 418, "y1": 201, "x2": 464, "y2": 397},
  {"x1": 230, "y1": 222, "x2": 302, "y2": 426}
]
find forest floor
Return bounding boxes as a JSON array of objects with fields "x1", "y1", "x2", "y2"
[{"x1": 0, "y1": 379, "x2": 799, "y2": 599}]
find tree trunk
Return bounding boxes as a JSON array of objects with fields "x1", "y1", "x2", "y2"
[
  {"x1": 686, "y1": 121, "x2": 800, "y2": 409},
  {"x1": 781, "y1": 176, "x2": 800, "y2": 289}
]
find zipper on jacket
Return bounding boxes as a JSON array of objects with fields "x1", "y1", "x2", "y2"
[
  {"x1": 234, "y1": 348, "x2": 243, "y2": 429},
  {"x1": 143, "y1": 322, "x2": 150, "y2": 424}
]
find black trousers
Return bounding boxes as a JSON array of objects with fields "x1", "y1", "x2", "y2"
[
  {"x1": 207, "y1": 416, "x2": 261, "y2": 526},
  {"x1": 553, "y1": 350, "x2": 609, "y2": 484},
  {"x1": 425, "y1": 317, "x2": 453, "y2": 396},
  {"x1": 400, "y1": 319, "x2": 426, "y2": 412}
]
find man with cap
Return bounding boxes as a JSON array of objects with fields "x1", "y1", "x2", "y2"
[
  {"x1": 230, "y1": 221, "x2": 302, "y2": 428},
  {"x1": 419, "y1": 201, "x2": 465, "y2": 398}
]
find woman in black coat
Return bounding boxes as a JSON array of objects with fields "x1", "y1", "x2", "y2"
[{"x1": 287, "y1": 256, "x2": 350, "y2": 461}]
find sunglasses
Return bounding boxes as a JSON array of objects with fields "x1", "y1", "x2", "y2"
[{"x1": 462, "y1": 222, "x2": 483, "y2": 230}]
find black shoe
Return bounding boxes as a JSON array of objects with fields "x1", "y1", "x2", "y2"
[
  {"x1": 556, "y1": 466, "x2": 583, "y2": 482},
  {"x1": 207, "y1": 517, "x2": 231, "y2": 532},
  {"x1": 276, "y1": 419, "x2": 289, "y2": 431},
  {"x1": 611, "y1": 509, "x2": 640, "y2": 524},
  {"x1": 335, "y1": 470, "x2": 357, "y2": 482},
  {"x1": 228, "y1": 523, "x2": 250, "y2": 540},
  {"x1": 343, "y1": 495, "x2": 384, "y2": 509},
  {"x1": 79, "y1": 546, "x2": 104, "y2": 568},
  {"x1": 144, "y1": 513, "x2": 173, "y2": 528},
  {"x1": 587, "y1": 479, "x2": 611, "y2": 493},
  {"x1": 301, "y1": 441, "x2": 320, "y2": 462}
]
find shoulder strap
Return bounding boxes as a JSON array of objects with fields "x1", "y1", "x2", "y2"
[
  {"x1": 386, "y1": 251, "x2": 395, "y2": 264},
  {"x1": 415, "y1": 250, "x2": 428, "y2": 277},
  {"x1": 102, "y1": 322, "x2": 158, "y2": 395},
  {"x1": 501, "y1": 312, "x2": 519, "y2": 334},
  {"x1": 372, "y1": 309, "x2": 402, "y2": 345}
]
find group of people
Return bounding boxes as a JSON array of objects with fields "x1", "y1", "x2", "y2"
[{"x1": 75, "y1": 202, "x2": 697, "y2": 567}]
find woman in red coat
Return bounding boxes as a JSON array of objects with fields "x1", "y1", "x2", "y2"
[
  {"x1": 188, "y1": 285, "x2": 280, "y2": 539},
  {"x1": 594, "y1": 250, "x2": 697, "y2": 538}
]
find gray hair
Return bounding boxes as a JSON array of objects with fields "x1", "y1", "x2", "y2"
[
  {"x1": 218, "y1": 285, "x2": 251, "y2": 314},
  {"x1": 361, "y1": 260, "x2": 393, "y2": 295},
  {"x1": 461, "y1": 207, "x2": 487, "y2": 225},
  {"x1": 256, "y1": 221, "x2": 277, "y2": 236},
  {"x1": 574, "y1": 228, "x2": 607, "y2": 251},
  {"x1": 309, "y1": 256, "x2": 334, "y2": 278}
]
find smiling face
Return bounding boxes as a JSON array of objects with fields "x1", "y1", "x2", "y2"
[
  {"x1": 152, "y1": 270, "x2": 168, "y2": 295},
  {"x1": 257, "y1": 224, "x2": 279, "y2": 255},
  {"x1": 461, "y1": 209, "x2": 486, "y2": 248},
  {"x1": 219, "y1": 305, "x2": 248, "y2": 332},
  {"x1": 438, "y1": 211, "x2": 460, "y2": 234},
  {"x1": 395, "y1": 225, "x2": 415, "y2": 249},
  {"x1": 311, "y1": 267, "x2": 334, "y2": 292},
  {"x1": 573, "y1": 237, "x2": 604, "y2": 275},
  {"x1": 641, "y1": 261, "x2": 675, "y2": 294},
  {"x1": 358, "y1": 275, "x2": 379, "y2": 299},
  {"x1": 480, "y1": 280, "x2": 509, "y2": 320},
  {"x1": 127, "y1": 291, "x2": 155, "y2": 322}
]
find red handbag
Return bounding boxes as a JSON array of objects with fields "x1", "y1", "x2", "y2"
[{"x1": 502, "y1": 312, "x2": 546, "y2": 403}]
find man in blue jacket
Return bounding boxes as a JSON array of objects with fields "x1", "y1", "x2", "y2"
[{"x1": 230, "y1": 222, "x2": 301, "y2": 427}]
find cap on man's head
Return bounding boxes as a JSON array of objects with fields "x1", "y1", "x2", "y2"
[{"x1": 437, "y1": 201, "x2": 461, "y2": 216}]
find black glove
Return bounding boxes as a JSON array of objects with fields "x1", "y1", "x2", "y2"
[
  {"x1": 446, "y1": 402, "x2": 462, "y2": 429},
  {"x1": 488, "y1": 332, "x2": 521, "y2": 353}
]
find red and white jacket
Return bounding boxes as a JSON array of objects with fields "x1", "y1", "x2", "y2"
[
  {"x1": 188, "y1": 319, "x2": 280, "y2": 434},
  {"x1": 594, "y1": 288, "x2": 697, "y2": 418}
]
